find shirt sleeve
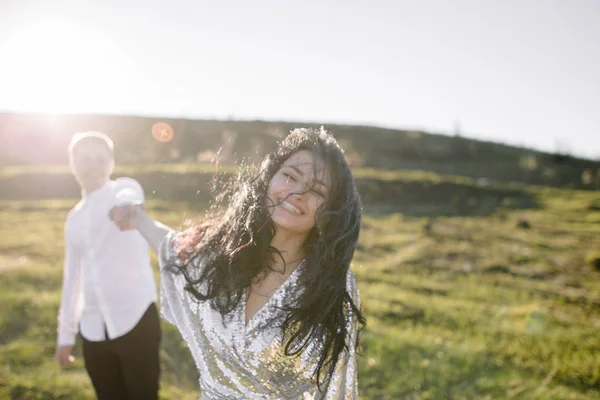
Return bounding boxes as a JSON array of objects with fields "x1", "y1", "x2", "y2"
[
  {"x1": 114, "y1": 177, "x2": 145, "y2": 204},
  {"x1": 317, "y1": 270, "x2": 361, "y2": 400},
  {"x1": 57, "y1": 224, "x2": 84, "y2": 347},
  {"x1": 158, "y1": 229, "x2": 207, "y2": 328}
]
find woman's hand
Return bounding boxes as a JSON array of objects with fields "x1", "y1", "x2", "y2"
[
  {"x1": 110, "y1": 204, "x2": 142, "y2": 231},
  {"x1": 109, "y1": 205, "x2": 171, "y2": 255}
]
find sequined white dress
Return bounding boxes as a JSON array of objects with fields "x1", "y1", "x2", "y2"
[{"x1": 158, "y1": 230, "x2": 360, "y2": 399}]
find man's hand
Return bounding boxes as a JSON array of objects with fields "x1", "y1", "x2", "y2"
[{"x1": 56, "y1": 345, "x2": 75, "y2": 367}]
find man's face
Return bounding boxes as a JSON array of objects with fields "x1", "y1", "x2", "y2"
[{"x1": 70, "y1": 141, "x2": 114, "y2": 193}]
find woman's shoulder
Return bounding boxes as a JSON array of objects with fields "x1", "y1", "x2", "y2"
[
  {"x1": 160, "y1": 230, "x2": 193, "y2": 261},
  {"x1": 158, "y1": 230, "x2": 180, "y2": 265},
  {"x1": 159, "y1": 229, "x2": 213, "y2": 274}
]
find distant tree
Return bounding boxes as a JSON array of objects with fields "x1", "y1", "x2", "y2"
[
  {"x1": 552, "y1": 138, "x2": 574, "y2": 164},
  {"x1": 453, "y1": 120, "x2": 461, "y2": 137}
]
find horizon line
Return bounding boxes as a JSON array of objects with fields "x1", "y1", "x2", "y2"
[{"x1": 1, "y1": 108, "x2": 598, "y2": 162}]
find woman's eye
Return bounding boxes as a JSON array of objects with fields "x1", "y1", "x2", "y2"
[
  {"x1": 283, "y1": 173, "x2": 296, "y2": 181},
  {"x1": 312, "y1": 189, "x2": 325, "y2": 198}
]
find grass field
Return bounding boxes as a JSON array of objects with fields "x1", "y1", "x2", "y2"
[{"x1": 0, "y1": 171, "x2": 599, "y2": 399}]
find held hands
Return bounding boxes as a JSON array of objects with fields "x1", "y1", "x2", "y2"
[
  {"x1": 56, "y1": 345, "x2": 74, "y2": 367},
  {"x1": 110, "y1": 186, "x2": 144, "y2": 231},
  {"x1": 109, "y1": 204, "x2": 141, "y2": 231}
]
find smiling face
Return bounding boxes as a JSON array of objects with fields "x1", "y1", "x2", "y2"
[
  {"x1": 70, "y1": 139, "x2": 114, "y2": 194},
  {"x1": 267, "y1": 150, "x2": 331, "y2": 239}
]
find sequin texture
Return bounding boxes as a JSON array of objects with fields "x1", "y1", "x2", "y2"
[{"x1": 159, "y1": 231, "x2": 360, "y2": 399}]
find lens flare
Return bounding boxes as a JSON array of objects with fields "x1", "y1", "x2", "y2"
[{"x1": 152, "y1": 122, "x2": 174, "y2": 143}]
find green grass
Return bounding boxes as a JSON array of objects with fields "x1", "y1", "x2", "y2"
[
  {"x1": 0, "y1": 163, "x2": 471, "y2": 183},
  {"x1": 0, "y1": 184, "x2": 599, "y2": 399}
]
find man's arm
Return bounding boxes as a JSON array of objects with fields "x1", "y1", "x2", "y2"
[{"x1": 56, "y1": 228, "x2": 83, "y2": 367}]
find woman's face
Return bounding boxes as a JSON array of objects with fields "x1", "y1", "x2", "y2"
[{"x1": 267, "y1": 150, "x2": 331, "y2": 238}]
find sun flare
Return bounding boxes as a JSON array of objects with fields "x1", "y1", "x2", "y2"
[{"x1": 0, "y1": 16, "x2": 134, "y2": 114}]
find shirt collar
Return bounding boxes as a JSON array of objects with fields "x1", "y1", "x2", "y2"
[{"x1": 82, "y1": 180, "x2": 112, "y2": 201}]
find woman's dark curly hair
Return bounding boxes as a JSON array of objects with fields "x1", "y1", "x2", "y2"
[{"x1": 165, "y1": 127, "x2": 366, "y2": 388}]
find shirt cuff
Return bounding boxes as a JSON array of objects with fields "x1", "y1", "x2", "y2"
[{"x1": 57, "y1": 330, "x2": 77, "y2": 347}]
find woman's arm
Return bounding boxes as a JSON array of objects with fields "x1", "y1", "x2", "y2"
[
  {"x1": 112, "y1": 205, "x2": 171, "y2": 255},
  {"x1": 135, "y1": 208, "x2": 172, "y2": 255}
]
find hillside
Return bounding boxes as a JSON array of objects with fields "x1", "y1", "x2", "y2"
[
  {"x1": 1, "y1": 113, "x2": 599, "y2": 399},
  {"x1": 1, "y1": 112, "x2": 598, "y2": 188}
]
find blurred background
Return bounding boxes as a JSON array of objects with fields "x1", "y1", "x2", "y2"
[{"x1": 0, "y1": 1, "x2": 599, "y2": 399}]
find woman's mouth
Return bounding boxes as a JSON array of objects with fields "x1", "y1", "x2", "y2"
[{"x1": 280, "y1": 200, "x2": 302, "y2": 215}]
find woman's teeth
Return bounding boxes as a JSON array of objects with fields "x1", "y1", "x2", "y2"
[{"x1": 280, "y1": 200, "x2": 301, "y2": 214}]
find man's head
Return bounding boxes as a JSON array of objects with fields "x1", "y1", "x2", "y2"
[{"x1": 68, "y1": 131, "x2": 114, "y2": 193}]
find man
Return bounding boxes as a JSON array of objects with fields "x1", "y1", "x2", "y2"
[{"x1": 56, "y1": 131, "x2": 160, "y2": 400}]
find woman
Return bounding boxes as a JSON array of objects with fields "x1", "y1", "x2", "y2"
[{"x1": 114, "y1": 127, "x2": 366, "y2": 399}]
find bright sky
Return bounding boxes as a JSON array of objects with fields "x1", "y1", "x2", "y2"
[{"x1": 0, "y1": 0, "x2": 598, "y2": 159}]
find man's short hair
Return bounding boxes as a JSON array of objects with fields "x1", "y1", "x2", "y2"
[{"x1": 68, "y1": 131, "x2": 114, "y2": 158}]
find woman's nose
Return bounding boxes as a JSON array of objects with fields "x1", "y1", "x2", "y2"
[{"x1": 292, "y1": 181, "x2": 310, "y2": 196}]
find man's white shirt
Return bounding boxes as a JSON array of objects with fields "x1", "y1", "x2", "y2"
[{"x1": 57, "y1": 178, "x2": 157, "y2": 346}]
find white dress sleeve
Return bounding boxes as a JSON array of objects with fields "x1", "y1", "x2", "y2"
[{"x1": 157, "y1": 230, "x2": 209, "y2": 327}]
